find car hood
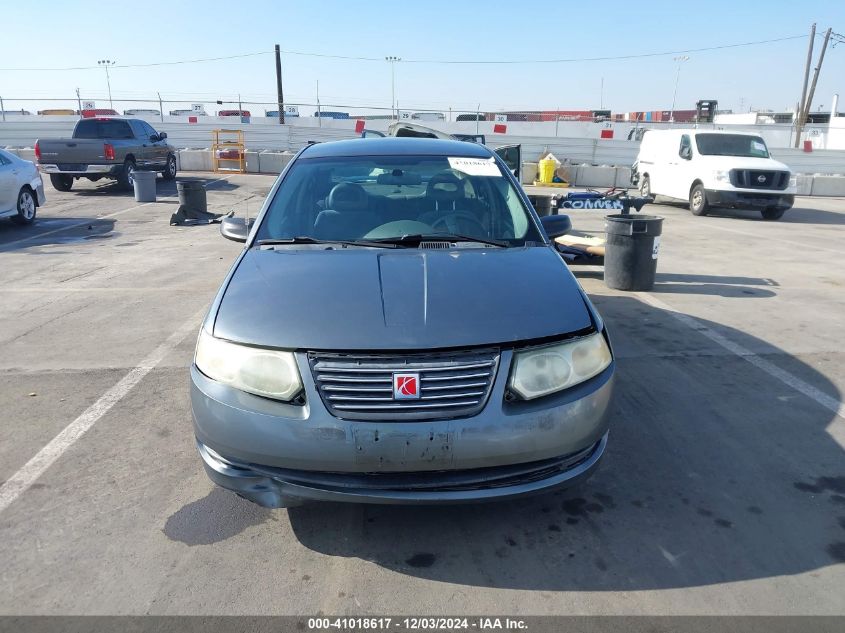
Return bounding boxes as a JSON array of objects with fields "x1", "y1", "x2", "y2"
[
  {"x1": 212, "y1": 246, "x2": 593, "y2": 351},
  {"x1": 695, "y1": 155, "x2": 791, "y2": 171}
]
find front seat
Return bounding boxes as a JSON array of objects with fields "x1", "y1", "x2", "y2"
[
  {"x1": 419, "y1": 171, "x2": 484, "y2": 234},
  {"x1": 313, "y1": 182, "x2": 378, "y2": 239}
]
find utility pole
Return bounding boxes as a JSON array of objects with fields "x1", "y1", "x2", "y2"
[
  {"x1": 669, "y1": 56, "x2": 689, "y2": 123},
  {"x1": 275, "y1": 44, "x2": 285, "y2": 124},
  {"x1": 796, "y1": 27, "x2": 832, "y2": 147},
  {"x1": 157, "y1": 92, "x2": 164, "y2": 123},
  {"x1": 385, "y1": 56, "x2": 400, "y2": 119},
  {"x1": 97, "y1": 60, "x2": 115, "y2": 109},
  {"x1": 316, "y1": 80, "x2": 321, "y2": 127},
  {"x1": 794, "y1": 23, "x2": 817, "y2": 147},
  {"x1": 75, "y1": 88, "x2": 82, "y2": 116}
]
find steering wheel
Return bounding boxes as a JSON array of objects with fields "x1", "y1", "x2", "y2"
[{"x1": 430, "y1": 212, "x2": 486, "y2": 236}]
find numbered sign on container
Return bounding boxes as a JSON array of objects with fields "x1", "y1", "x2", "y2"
[
  {"x1": 82, "y1": 101, "x2": 96, "y2": 110},
  {"x1": 494, "y1": 114, "x2": 507, "y2": 123}
]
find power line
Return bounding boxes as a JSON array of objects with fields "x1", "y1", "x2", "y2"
[{"x1": 0, "y1": 34, "x2": 809, "y2": 72}]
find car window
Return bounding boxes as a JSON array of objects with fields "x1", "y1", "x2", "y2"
[
  {"x1": 141, "y1": 121, "x2": 157, "y2": 138},
  {"x1": 679, "y1": 135, "x2": 692, "y2": 158},
  {"x1": 74, "y1": 119, "x2": 134, "y2": 140},
  {"x1": 256, "y1": 154, "x2": 541, "y2": 245},
  {"x1": 0, "y1": 152, "x2": 11, "y2": 166}
]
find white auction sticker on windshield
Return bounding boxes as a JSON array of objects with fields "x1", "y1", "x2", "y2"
[
  {"x1": 752, "y1": 141, "x2": 766, "y2": 152},
  {"x1": 448, "y1": 157, "x2": 501, "y2": 177}
]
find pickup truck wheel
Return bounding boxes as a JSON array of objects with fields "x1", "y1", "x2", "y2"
[
  {"x1": 12, "y1": 187, "x2": 37, "y2": 225},
  {"x1": 118, "y1": 159, "x2": 136, "y2": 191},
  {"x1": 761, "y1": 207, "x2": 785, "y2": 221},
  {"x1": 162, "y1": 154, "x2": 177, "y2": 180},
  {"x1": 640, "y1": 175, "x2": 651, "y2": 198},
  {"x1": 49, "y1": 174, "x2": 73, "y2": 192},
  {"x1": 689, "y1": 184, "x2": 709, "y2": 216}
]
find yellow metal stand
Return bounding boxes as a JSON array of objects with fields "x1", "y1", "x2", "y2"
[{"x1": 212, "y1": 129, "x2": 246, "y2": 174}]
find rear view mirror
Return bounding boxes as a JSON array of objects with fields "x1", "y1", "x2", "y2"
[
  {"x1": 540, "y1": 214, "x2": 572, "y2": 240},
  {"x1": 220, "y1": 216, "x2": 254, "y2": 242}
]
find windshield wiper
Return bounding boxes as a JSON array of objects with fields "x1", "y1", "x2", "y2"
[
  {"x1": 255, "y1": 236, "x2": 396, "y2": 248},
  {"x1": 373, "y1": 233, "x2": 508, "y2": 248}
]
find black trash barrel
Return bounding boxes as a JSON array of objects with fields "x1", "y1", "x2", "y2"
[
  {"x1": 604, "y1": 214, "x2": 663, "y2": 291},
  {"x1": 527, "y1": 194, "x2": 553, "y2": 217},
  {"x1": 177, "y1": 180, "x2": 207, "y2": 213}
]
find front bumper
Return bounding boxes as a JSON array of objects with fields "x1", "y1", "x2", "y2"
[
  {"x1": 705, "y1": 189, "x2": 794, "y2": 210},
  {"x1": 190, "y1": 348, "x2": 615, "y2": 506}
]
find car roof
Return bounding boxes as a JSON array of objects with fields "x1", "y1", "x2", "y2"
[{"x1": 300, "y1": 137, "x2": 493, "y2": 159}]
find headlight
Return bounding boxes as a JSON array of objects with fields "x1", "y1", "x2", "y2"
[
  {"x1": 713, "y1": 170, "x2": 730, "y2": 183},
  {"x1": 508, "y1": 332, "x2": 612, "y2": 400},
  {"x1": 194, "y1": 328, "x2": 302, "y2": 401}
]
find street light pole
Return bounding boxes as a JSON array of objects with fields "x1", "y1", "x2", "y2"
[
  {"x1": 385, "y1": 56, "x2": 400, "y2": 119},
  {"x1": 98, "y1": 59, "x2": 116, "y2": 109},
  {"x1": 669, "y1": 55, "x2": 689, "y2": 123}
]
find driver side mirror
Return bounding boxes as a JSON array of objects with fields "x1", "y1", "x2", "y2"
[
  {"x1": 220, "y1": 216, "x2": 255, "y2": 243},
  {"x1": 680, "y1": 146, "x2": 692, "y2": 160},
  {"x1": 540, "y1": 214, "x2": 571, "y2": 240}
]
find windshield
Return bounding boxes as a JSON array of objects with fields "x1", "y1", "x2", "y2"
[
  {"x1": 695, "y1": 134, "x2": 769, "y2": 158},
  {"x1": 255, "y1": 154, "x2": 541, "y2": 246}
]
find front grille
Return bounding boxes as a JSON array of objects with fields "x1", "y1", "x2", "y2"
[
  {"x1": 309, "y1": 349, "x2": 500, "y2": 420},
  {"x1": 729, "y1": 169, "x2": 789, "y2": 190}
]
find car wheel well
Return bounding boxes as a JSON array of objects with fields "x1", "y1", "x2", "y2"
[
  {"x1": 690, "y1": 179, "x2": 703, "y2": 194},
  {"x1": 124, "y1": 154, "x2": 136, "y2": 164},
  {"x1": 19, "y1": 184, "x2": 37, "y2": 206}
]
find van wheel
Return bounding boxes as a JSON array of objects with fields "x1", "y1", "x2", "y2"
[
  {"x1": 690, "y1": 184, "x2": 709, "y2": 216},
  {"x1": 640, "y1": 175, "x2": 651, "y2": 198},
  {"x1": 761, "y1": 207, "x2": 785, "y2": 221},
  {"x1": 50, "y1": 174, "x2": 73, "y2": 192}
]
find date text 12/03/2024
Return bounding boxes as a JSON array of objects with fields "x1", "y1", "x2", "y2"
[{"x1": 307, "y1": 617, "x2": 528, "y2": 630}]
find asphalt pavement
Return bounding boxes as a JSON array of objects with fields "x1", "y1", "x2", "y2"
[{"x1": 0, "y1": 174, "x2": 843, "y2": 615}]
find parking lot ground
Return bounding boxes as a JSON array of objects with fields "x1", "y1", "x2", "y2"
[{"x1": 0, "y1": 175, "x2": 843, "y2": 615}]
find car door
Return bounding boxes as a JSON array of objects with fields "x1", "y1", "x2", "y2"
[
  {"x1": 143, "y1": 121, "x2": 169, "y2": 168},
  {"x1": 0, "y1": 152, "x2": 17, "y2": 214},
  {"x1": 127, "y1": 120, "x2": 153, "y2": 168},
  {"x1": 660, "y1": 134, "x2": 691, "y2": 200},
  {"x1": 494, "y1": 144, "x2": 521, "y2": 180}
]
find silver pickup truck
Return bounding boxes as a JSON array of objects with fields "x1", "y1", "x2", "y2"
[{"x1": 35, "y1": 117, "x2": 177, "y2": 191}]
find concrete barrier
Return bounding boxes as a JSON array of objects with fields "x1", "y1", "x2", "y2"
[
  {"x1": 614, "y1": 166, "x2": 633, "y2": 188},
  {"x1": 258, "y1": 151, "x2": 295, "y2": 174},
  {"x1": 573, "y1": 165, "x2": 616, "y2": 188},
  {"x1": 521, "y1": 162, "x2": 538, "y2": 185},
  {"x1": 245, "y1": 150, "x2": 260, "y2": 174},
  {"x1": 810, "y1": 175, "x2": 845, "y2": 197},
  {"x1": 178, "y1": 149, "x2": 212, "y2": 172},
  {"x1": 795, "y1": 174, "x2": 813, "y2": 196}
]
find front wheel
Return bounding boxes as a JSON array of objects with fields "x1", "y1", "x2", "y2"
[
  {"x1": 50, "y1": 174, "x2": 73, "y2": 192},
  {"x1": 689, "y1": 184, "x2": 709, "y2": 216},
  {"x1": 12, "y1": 187, "x2": 37, "y2": 225},
  {"x1": 761, "y1": 207, "x2": 785, "y2": 221},
  {"x1": 117, "y1": 159, "x2": 136, "y2": 191},
  {"x1": 162, "y1": 154, "x2": 177, "y2": 180}
]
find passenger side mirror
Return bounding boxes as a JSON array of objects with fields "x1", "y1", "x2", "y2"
[
  {"x1": 680, "y1": 146, "x2": 692, "y2": 160},
  {"x1": 220, "y1": 216, "x2": 254, "y2": 243},
  {"x1": 540, "y1": 214, "x2": 572, "y2": 240},
  {"x1": 159, "y1": 131, "x2": 167, "y2": 140}
]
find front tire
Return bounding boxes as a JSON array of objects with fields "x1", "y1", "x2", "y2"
[
  {"x1": 761, "y1": 207, "x2": 785, "y2": 221},
  {"x1": 690, "y1": 184, "x2": 709, "y2": 216},
  {"x1": 12, "y1": 187, "x2": 37, "y2": 225},
  {"x1": 162, "y1": 154, "x2": 177, "y2": 180},
  {"x1": 50, "y1": 174, "x2": 73, "y2": 192}
]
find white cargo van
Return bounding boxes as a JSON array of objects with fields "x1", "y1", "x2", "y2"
[{"x1": 633, "y1": 129, "x2": 795, "y2": 220}]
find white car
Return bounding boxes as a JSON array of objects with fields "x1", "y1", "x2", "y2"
[
  {"x1": 0, "y1": 149, "x2": 46, "y2": 225},
  {"x1": 633, "y1": 129, "x2": 796, "y2": 220}
]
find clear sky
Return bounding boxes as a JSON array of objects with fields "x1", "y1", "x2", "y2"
[{"x1": 1, "y1": 0, "x2": 844, "y2": 116}]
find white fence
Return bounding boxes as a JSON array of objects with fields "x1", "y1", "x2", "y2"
[{"x1": 3, "y1": 119, "x2": 845, "y2": 175}]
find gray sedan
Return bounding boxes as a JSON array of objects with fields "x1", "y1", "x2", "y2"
[
  {"x1": 191, "y1": 138, "x2": 615, "y2": 507},
  {"x1": 0, "y1": 149, "x2": 45, "y2": 225}
]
